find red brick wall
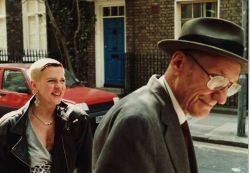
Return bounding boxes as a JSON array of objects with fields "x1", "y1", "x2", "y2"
[
  {"x1": 125, "y1": 0, "x2": 243, "y2": 53},
  {"x1": 220, "y1": 0, "x2": 242, "y2": 25},
  {"x1": 126, "y1": 0, "x2": 174, "y2": 53},
  {"x1": 84, "y1": 2, "x2": 96, "y2": 87},
  {"x1": 87, "y1": 31, "x2": 96, "y2": 87}
]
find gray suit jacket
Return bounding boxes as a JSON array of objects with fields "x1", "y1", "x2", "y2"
[{"x1": 92, "y1": 75, "x2": 198, "y2": 173}]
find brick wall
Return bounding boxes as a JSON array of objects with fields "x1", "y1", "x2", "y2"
[
  {"x1": 126, "y1": 0, "x2": 174, "y2": 53},
  {"x1": 126, "y1": 0, "x2": 242, "y2": 54},
  {"x1": 220, "y1": 0, "x2": 242, "y2": 25},
  {"x1": 220, "y1": 0, "x2": 247, "y2": 56},
  {"x1": 124, "y1": 0, "x2": 244, "y2": 90},
  {"x1": 87, "y1": 24, "x2": 96, "y2": 87},
  {"x1": 86, "y1": 2, "x2": 96, "y2": 87}
]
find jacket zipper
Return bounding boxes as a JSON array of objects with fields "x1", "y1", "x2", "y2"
[{"x1": 61, "y1": 136, "x2": 70, "y2": 173}]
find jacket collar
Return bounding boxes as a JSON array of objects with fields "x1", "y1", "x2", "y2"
[
  {"x1": 146, "y1": 75, "x2": 191, "y2": 173},
  {"x1": 10, "y1": 96, "x2": 35, "y2": 135},
  {"x1": 10, "y1": 96, "x2": 71, "y2": 135}
]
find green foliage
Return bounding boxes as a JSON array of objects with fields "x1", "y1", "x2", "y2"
[{"x1": 47, "y1": 0, "x2": 96, "y2": 81}]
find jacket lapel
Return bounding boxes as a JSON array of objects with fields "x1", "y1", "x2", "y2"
[
  {"x1": 146, "y1": 75, "x2": 191, "y2": 173},
  {"x1": 161, "y1": 106, "x2": 190, "y2": 173},
  {"x1": 10, "y1": 99, "x2": 32, "y2": 166},
  {"x1": 185, "y1": 122, "x2": 198, "y2": 173}
]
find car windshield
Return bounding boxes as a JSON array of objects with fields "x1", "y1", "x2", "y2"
[{"x1": 26, "y1": 68, "x2": 81, "y2": 87}]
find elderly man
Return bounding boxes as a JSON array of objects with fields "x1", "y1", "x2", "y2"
[{"x1": 92, "y1": 18, "x2": 248, "y2": 173}]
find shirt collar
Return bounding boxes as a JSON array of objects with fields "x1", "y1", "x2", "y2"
[{"x1": 159, "y1": 76, "x2": 187, "y2": 125}]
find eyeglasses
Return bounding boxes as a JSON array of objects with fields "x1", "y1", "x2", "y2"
[
  {"x1": 41, "y1": 63, "x2": 63, "y2": 71},
  {"x1": 184, "y1": 52, "x2": 241, "y2": 97}
]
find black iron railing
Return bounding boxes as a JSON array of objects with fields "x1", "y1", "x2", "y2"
[
  {"x1": 0, "y1": 49, "x2": 48, "y2": 63},
  {"x1": 124, "y1": 52, "x2": 169, "y2": 94},
  {"x1": 0, "y1": 49, "x2": 85, "y2": 81}
]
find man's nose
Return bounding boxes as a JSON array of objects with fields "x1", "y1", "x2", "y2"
[{"x1": 212, "y1": 87, "x2": 228, "y2": 105}]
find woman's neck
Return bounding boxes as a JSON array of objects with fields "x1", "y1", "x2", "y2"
[{"x1": 32, "y1": 104, "x2": 56, "y2": 119}]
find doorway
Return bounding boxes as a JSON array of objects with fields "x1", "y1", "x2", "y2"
[{"x1": 104, "y1": 17, "x2": 124, "y2": 87}]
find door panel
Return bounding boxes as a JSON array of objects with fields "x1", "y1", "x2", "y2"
[{"x1": 104, "y1": 18, "x2": 124, "y2": 86}]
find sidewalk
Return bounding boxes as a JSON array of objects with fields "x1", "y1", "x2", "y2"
[{"x1": 188, "y1": 112, "x2": 248, "y2": 148}]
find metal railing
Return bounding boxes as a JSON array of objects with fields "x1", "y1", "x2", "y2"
[
  {"x1": 124, "y1": 52, "x2": 169, "y2": 94},
  {"x1": 0, "y1": 49, "x2": 48, "y2": 63}
]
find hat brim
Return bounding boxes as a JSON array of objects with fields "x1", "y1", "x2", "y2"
[{"x1": 158, "y1": 39, "x2": 248, "y2": 74}]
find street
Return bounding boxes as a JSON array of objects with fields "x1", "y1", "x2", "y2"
[{"x1": 194, "y1": 141, "x2": 248, "y2": 173}]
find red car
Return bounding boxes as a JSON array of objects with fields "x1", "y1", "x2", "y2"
[{"x1": 0, "y1": 63, "x2": 118, "y2": 132}]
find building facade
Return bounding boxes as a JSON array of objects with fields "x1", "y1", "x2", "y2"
[
  {"x1": 2, "y1": 0, "x2": 245, "y2": 88},
  {"x1": 93, "y1": 0, "x2": 244, "y2": 88}
]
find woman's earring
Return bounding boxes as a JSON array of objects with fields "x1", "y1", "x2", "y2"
[{"x1": 34, "y1": 93, "x2": 40, "y2": 107}]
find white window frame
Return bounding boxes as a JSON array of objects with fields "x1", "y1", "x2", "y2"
[
  {"x1": 0, "y1": 0, "x2": 7, "y2": 49},
  {"x1": 22, "y1": 0, "x2": 47, "y2": 50},
  {"x1": 175, "y1": 0, "x2": 219, "y2": 39}
]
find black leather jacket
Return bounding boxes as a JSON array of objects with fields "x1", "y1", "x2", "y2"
[{"x1": 0, "y1": 97, "x2": 92, "y2": 173}]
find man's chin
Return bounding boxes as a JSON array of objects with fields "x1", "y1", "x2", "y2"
[
  {"x1": 188, "y1": 109, "x2": 211, "y2": 118},
  {"x1": 192, "y1": 113, "x2": 209, "y2": 118}
]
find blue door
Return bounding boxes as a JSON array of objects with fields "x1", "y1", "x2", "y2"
[{"x1": 104, "y1": 18, "x2": 124, "y2": 87}]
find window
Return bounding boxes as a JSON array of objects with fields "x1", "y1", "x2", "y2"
[
  {"x1": 0, "y1": 0, "x2": 7, "y2": 49},
  {"x1": 22, "y1": 0, "x2": 47, "y2": 50},
  {"x1": 175, "y1": 1, "x2": 217, "y2": 39},
  {"x1": 2, "y1": 70, "x2": 29, "y2": 93},
  {"x1": 181, "y1": 1, "x2": 217, "y2": 25},
  {"x1": 103, "y1": 6, "x2": 125, "y2": 17}
]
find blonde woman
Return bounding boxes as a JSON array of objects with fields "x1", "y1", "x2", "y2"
[{"x1": 0, "y1": 58, "x2": 92, "y2": 173}]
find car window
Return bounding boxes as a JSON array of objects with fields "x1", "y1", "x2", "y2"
[{"x1": 2, "y1": 70, "x2": 29, "y2": 93}]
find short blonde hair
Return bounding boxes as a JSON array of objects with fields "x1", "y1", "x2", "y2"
[{"x1": 28, "y1": 58, "x2": 63, "y2": 81}]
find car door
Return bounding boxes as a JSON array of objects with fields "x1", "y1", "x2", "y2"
[{"x1": 0, "y1": 68, "x2": 32, "y2": 116}]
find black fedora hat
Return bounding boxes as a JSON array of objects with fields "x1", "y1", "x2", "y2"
[{"x1": 158, "y1": 17, "x2": 248, "y2": 73}]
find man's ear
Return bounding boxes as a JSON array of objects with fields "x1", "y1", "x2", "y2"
[{"x1": 169, "y1": 51, "x2": 186, "y2": 74}]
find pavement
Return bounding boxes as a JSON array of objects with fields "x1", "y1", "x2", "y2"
[{"x1": 188, "y1": 112, "x2": 248, "y2": 148}]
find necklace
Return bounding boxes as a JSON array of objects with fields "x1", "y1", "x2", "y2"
[{"x1": 31, "y1": 108, "x2": 54, "y2": 126}]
